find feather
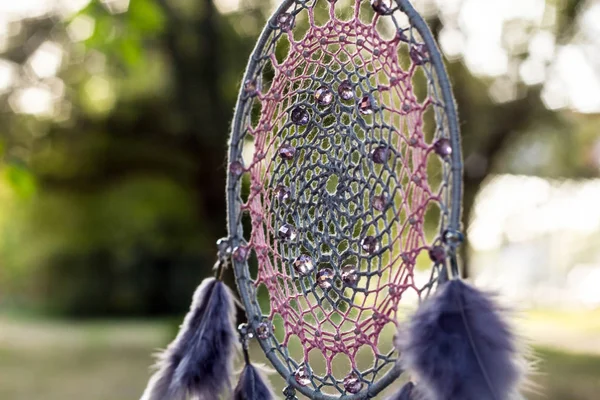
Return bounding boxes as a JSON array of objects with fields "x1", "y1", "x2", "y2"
[
  {"x1": 140, "y1": 277, "x2": 237, "y2": 400},
  {"x1": 399, "y1": 279, "x2": 521, "y2": 400},
  {"x1": 233, "y1": 363, "x2": 275, "y2": 400},
  {"x1": 387, "y1": 381, "x2": 415, "y2": 400}
]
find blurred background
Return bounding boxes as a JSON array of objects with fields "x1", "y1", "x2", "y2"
[{"x1": 0, "y1": 0, "x2": 599, "y2": 399}]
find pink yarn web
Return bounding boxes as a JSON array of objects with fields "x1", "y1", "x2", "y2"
[{"x1": 233, "y1": 0, "x2": 453, "y2": 393}]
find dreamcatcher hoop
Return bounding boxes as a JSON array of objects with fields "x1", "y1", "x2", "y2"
[
  {"x1": 140, "y1": 2, "x2": 524, "y2": 400},
  {"x1": 225, "y1": 1, "x2": 462, "y2": 398}
]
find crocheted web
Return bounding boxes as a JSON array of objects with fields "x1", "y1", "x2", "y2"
[{"x1": 230, "y1": 0, "x2": 454, "y2": 396}]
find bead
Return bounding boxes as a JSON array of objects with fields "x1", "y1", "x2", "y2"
[
  {"x1": 341, "y1": 265, "x2": 359, "y2": 286},
  {"x1": 316, "y1": 267, "x2": 334, "y2": 289},
  {"x1": 371, "y1": 146, "x2": 390, "y2": 164},
  {"x1": 410, "y1": 44, "x2": 427, "y2": 65},
  {"x1": 291, "y1": 106, "x2": 310, "y2": 125},
  {"x1": 343, "y1": 372, "x2": 364, "y2": 394},
  {"x1": 232, "y1": 246, "x2": 249, "y2": 262},
  {"x1": 229, "y1": 161, "x2": 244, "y2": 177},
  {"x1": 372, "y1": 193, "x2": 389, "y2": 211},
  {"x1": 293, "y1": 254, "x2": 314, "y2": 276},
  {"x1": 359, "y1": 96, "x2": 374, "y2": 114},
  {"x1": 428, "y1": 245, "x2": 446, "y2": 263},
  {"x1": 275, "y1": 185, "x2": 291, "y2": 203},
  {"x1": 276, "y1": 13, "x2": 294, "y2": 30},
  {"x1": 255, "y1": 321, "x2": 271, "y2": 339},
  {"x1": 243, "y1": 79, "x2": 258, "y2": 95},
  {"x1": 294, "y1": 365, "x2": 311, "y2": 386},
  {"x1": 278, "y1": 224, "x2": 297, "y2": 241},
  {"x1": 371, "y1": 0, "x2": 392, "y2": 15},
  {"x1": 216, "y1": 237, "x2": 231, "y2": 256},
  {"x1": 433, "y1": 138, "x2": 452, "y2": 157},
  {"x1": 279, "y1": 144, "x2": 296, "y2": 160},
  {"x1": 360, "y1": 236, "x2": 379, "y2": 254},
  {"x1": 315, "y1": 86, "x2": 334, "y2": 106},
  {"x1": 338, "y1": 81, "x2": 354, "y2": 100}
]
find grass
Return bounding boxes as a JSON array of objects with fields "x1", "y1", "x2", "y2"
[
  {"x1": 529, "y1": 347, "x2": 600, "y2": 400},
  {"x1": 0, "y1": 315, "x2": 598, "y2": 400}
]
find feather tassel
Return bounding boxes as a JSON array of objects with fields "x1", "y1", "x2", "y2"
[
  {"x1": 140, "y1": 277, "x2": 237, "y2": 400},
  {"x1": 398, "y1": 279, "x2": 521, "y2": 400},
  {"x1": 233, "y1": 363, "x2": 275, "y2": 400}
]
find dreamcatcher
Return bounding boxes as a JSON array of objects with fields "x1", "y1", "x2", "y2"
[{"x1": 140, "y1": 1, "x2": 524, "y2": 399}]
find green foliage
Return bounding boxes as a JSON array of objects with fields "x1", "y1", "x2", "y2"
[
  {"x1": 0, "y1": 176, "x2": 210, "y2": 316},
  {"x1": 2, "y1": 165, "x2": 37, "y2": 200}
]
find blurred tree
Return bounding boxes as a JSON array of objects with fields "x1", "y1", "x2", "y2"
[
  {"x1": 0, "y1": 0, "x2": 263, "y2": 315},
  {"x1": 0, "y1": 0, "x2": 597, "y2": 314}
]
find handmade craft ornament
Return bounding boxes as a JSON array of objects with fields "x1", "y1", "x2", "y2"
[
  {"x1": 140, "y1": 0, "x2": 524, "y2": 399},
  {"x1": 225, "y1": 0, "x2": 467, "y2": 398}
]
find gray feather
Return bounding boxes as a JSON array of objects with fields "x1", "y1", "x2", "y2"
[
  {"x1": 398, "y1": 279, "x2": 521, "y2": 400},
  {"x1": 233, "y1": 363, "x2": 275, "y2": 400},
  {"x1": 140, "y1": 277, "x2": 237, "y2": 400}
]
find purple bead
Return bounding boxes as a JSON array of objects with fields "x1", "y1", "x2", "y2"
[
  {"x1": 433, "y1": 138, "x2": 453, "y2": 157},
  {"x1": 410, "y1": 44, "x2": 427, "y2": 65},
  {"x1": 359, "y1": 96, "x2": 374, "y2": 114},
  {"x1": 338, "y1": 81, "x2": 354, "y2": 100},
  {"x1": 316, "y1": 267, "x2": 334, "y2": 289},
  {"x1": 372, "y1": 193, "x2": 389, "y2": 211},
  {"x1": 341, "y1": 265, "x2": 359, "y2": 286},
  {"x1": 243, "y1": 79, "x2": 257, "y2": 95},
  {"x1": 291, "y1": 106, "x2": 310, "y2": 125},
  {"x1": 294, "y1": 365, "x2": 310, "y2": 386},
  {"x1": 276, "y1": 13, "x2": 294, "y2": 30},
  {"x1": 275, "y1": 185, "x2": 291, "y2": 203},
  {"x1": 278, "y1": 224, "x2": 297, "y2": 241},
  {"x1": 361, "y1": 236, "x2": 379, "y2": 254},
  {"x1": 293, "y1": 254, "x2": 314, "y2": 276},
  {"x1": 371, "y1": 0, "x2": 392, "y2": 15},
  {"x1": 371, "y1": 146, "x2": 390, "y2": 164},
  {"x1": 279, "y1": 143, "x2": 296, "y2": 160},
  {"x1": 343, "y1": 372, "x2": 364, "y2": 394},
  {"x1": 229, "y1": 161, "x2": 244, "y2": 177},
  {"x1": 255, "y1": 321, "x2": 271, "y2": 339},
  {"x1": 315, "y1": 86, "x2": 334, "y2": 106},
  {"x1": 232, "y1": 246, "x2": 249, "y2": 262},
  {"x1": 428, "y1": 245, "x2": 446, "y2": 263}
]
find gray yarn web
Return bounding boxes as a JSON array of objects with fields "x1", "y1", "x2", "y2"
[{"x1": 225, "y1": 1, "x2": 462, "y2": 399}]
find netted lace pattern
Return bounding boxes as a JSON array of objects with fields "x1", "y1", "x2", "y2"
[{"x1": 228, "y1": 1, "x2": 460, "y2": 398}]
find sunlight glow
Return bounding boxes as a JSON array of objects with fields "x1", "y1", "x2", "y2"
[
  {"x1": 520, "y1": 57, "x2": 546, "y2": 85},
  {"x1": 439, "y1": 28, "x2": 464, "y2": 60},
  {"x1": 68, "y1": 15, "x2": 95, "y2": 42},
  {"x1": 28, "y1": 41, "x2": 63, "y2": 79},
  {"x1": 215, "y1": 0, "x2": 242, "y2": 14},
  {"x1": 553, "y1": 45, "x2": 600, "y2": 113},
  {"x1": 568, "y1": 266, "x2": 600, "y2": 308},
  {"x1": 9, "y1": 86, "x2": 55, "y2": 116},
  {"x1": 83, "y1": 75, "x2": 116, "y2": 114},
  {"x1": 0, "y1": 59, "x2": 17, "y2": 93},
  {"x1": 100, "y1": 0, "x2": 130, "y2": 14},
  {"x1": 470, "y1": 175, "x2": 600, "y2": 252}
]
